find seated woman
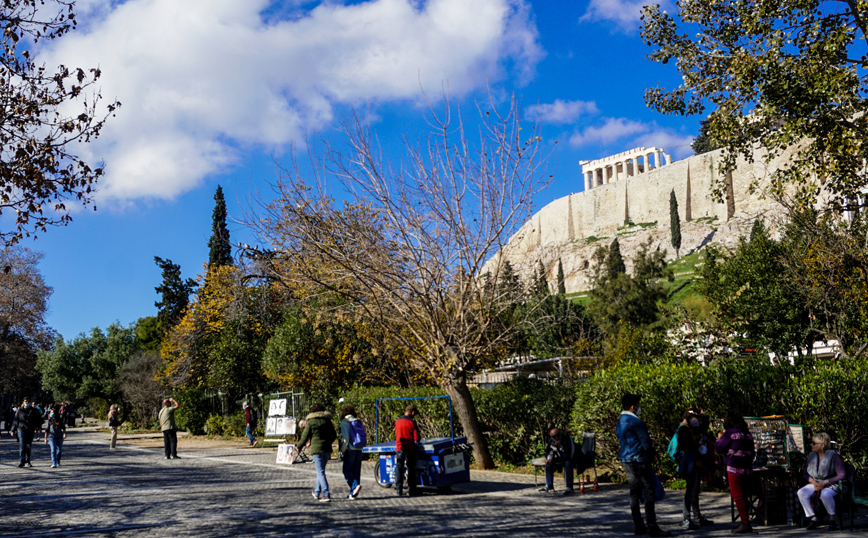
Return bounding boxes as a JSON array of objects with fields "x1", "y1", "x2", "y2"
[{"x1": 797, "y1": 432, "x2": 845, "y2": 531}]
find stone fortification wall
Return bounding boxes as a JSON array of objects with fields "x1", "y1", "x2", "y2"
[{"x1": 488, "y1": 146, "x2": 791, "y2": 293}]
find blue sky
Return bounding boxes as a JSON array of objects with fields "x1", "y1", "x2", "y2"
[{"x1": 17, "y1": 0, "x2": 698, "y2": 341}]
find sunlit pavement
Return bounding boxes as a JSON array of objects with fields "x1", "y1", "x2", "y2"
[{"x1": 1, "y1": 429, "x2": 864, "y2": 537}]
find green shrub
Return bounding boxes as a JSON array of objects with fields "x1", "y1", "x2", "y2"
[
  {"x1": 174, "y1": 388, "x2": 212, "y2": 434},
  {"x1": 473, "y1": 377, "x2": 575, "y2": 464},
  {"x1": 338, "y1": 379, "x2": 575, "y2": 465},
  {"x1": 572, "y1": 357, "x2": 868, "y2": 471},
  {"x1": 205, "y1": 414, "x2": 225, "y2": 436}
]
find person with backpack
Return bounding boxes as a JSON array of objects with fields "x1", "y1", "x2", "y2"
[
  {"x1": 339, "y1": 404, "x2": 366, "y2": 499},
  {"x1": 714, "y1": 413, "x2": 755, "y2": 534},
  {"x1": 243, "y1": 402, "x2": 257, "y2": 447},
  {"x1": 296, "y1": 403, "x2": 337, "y2": 502},
  {"x1": 616, "y1": 393, "x2": 671, "y2": 537},
  {"x1": 671, "y1": 409, "x2": 714, "y2": 530}
]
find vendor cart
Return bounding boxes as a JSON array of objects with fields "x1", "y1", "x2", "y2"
[{"x1": 362, "y1": 396, "x2": 472, "y2": 492}]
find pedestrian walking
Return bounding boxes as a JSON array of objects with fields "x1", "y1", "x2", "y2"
[
  {"x1": 44, "y1": 407, "x2": 67, "y2": 468},
  {"x1": 108, "y1": 404, "x2": 120, "y2": 449},
  {"x1": 394, "y1": 404, "x2": 420, "y2": 497},
  {"x1": 159, "y1": 398, "x2": 180, "y2": 459},
  {"x1": 296, "y1": 403, "x2": 337, "y2": 502},
  {"x1": 339, "y1": 404, "x2": 366, "y2": 499},
  {"x1": 616, "y1": 393, "x2": 671, "y2": 537},
  {"x1": 9, "y1": 398, "x2": 44, "y2": 468},
  {"x1": 243, "y1": 402, "x2": 257, "y2": 447},
  {"x1": 715, "y1": 413, "x2": 755, "y2": 534}
]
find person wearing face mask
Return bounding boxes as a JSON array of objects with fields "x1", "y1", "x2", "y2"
[
  {"x1": 675, "y1": 410, "x2": 714, "y2": 530},
  {"x1": 44, "y1": 407, "x2": 67, "y2": 468},
  {"x1": 9, "y1": 398, "x2": 44, "y2": 467},
  {"x1": 616, "y1": 393, "x2": 672, "y2": 537}
]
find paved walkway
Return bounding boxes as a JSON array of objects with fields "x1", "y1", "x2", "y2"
[{"x1": 1, "y1": 429, "x2": 864, "y2": 537}]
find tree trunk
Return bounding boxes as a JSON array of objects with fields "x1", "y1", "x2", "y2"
[{"x1": 442, "y1": 376, "x2": 495, "y2": 470}]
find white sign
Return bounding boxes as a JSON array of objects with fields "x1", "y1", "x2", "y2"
[
  {"x1": 276, "y1": 444, "x2": 296, "y2": 465},
  {"x1": 444, "y1": 453, "x2": 465, "y2": 474},
  {"x1": 269, "y1": 399, "x2": 287, "y2": 417}
]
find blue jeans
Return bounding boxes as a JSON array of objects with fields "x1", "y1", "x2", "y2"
[
  {"x1": 18, "y1": 429, "x2": 33, "y2": 464},
  {"x1": 342, "y1": 449, "x2": 363, "y2": 492},
  {"x1": 545, "y1": 457, "x2": 574, "y2": 490},
  {"x1": 48, "y1": 437, "x2": 63, "y2": 466},
  {"x1": 312, "y1": 453, "x2": 331, "y2": 498},
  {"x1": 246, "y1": 425, "x2": 255, "y2": 444}
]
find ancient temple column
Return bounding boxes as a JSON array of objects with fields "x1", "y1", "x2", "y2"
[
  {"x1": 646, "y1": 152, "x2": 654, "y2": 171},
  {"x1": 614, "y1": 162, "x2": 621, "y2": 181},
  {"x1": 584, "y1": 172, "x2": 591, "y2": 191},
  {"x1": 654, "y1": 150, "x2": 662, "y2": 168}
]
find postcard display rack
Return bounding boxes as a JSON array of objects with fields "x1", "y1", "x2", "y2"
[
  {"x1": 745, "y1": 416, "x2": 791, "y2": 468},
  {"x1": 744, "y1": 416, "x2": 801, "y2": 525},
  {"x1": 263, "y1": 399, "x2": 299, "y2": 464}
]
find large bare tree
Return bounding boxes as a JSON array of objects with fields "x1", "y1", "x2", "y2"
[{"x1": 247, "y1": 94, "x2": 550, "y2": 468}]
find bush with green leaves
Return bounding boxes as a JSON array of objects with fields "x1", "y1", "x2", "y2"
[
  {"x1": 173, "y1": 388, "x2": 212, "y2": 434},
  {"x1": 337, "y1": 379, "x2": 575, "y2": 465},
  {"x1": 572, "y1": 357, "x2": 868, "y2": 473}
]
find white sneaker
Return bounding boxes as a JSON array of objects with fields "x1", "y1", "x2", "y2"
[
  {"x1": 346, "y1": 493, "x2": 355, "y2": 500},
  {"x1": 319, "y1": 496, "x2": 331, "y2": 502},
  {"x1": 352, "y1": 484, "x2": 362, "y2": 497},
  {"x1": 312, "y1": 492, "x2": 319, "y2": 500}
]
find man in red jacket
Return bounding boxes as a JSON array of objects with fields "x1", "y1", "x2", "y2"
[{"x1": 394, "y1": 404, "x2": 420, "y2": 496}]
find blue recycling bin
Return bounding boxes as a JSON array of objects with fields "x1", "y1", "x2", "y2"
[{"x1": 361, "y1": 396, "x2": 472, "y2": 492}]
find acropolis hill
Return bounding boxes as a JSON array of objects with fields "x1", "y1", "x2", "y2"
[{"x1": 488, "y1": 146, "x2": 791, "y2": 293}]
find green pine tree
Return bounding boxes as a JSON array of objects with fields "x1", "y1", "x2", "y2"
[
  {"x1": 670, "y1": 189, "x2": 682, "y2": 257},
  {"x1": 556, "y1": 258, "x2": 566, "y2": 295},
  {"x1": 154, "y1": 257, "x2": 197, "y2": 326},
  {"x1": 534, "y1": 260, "x2": 549, "y2": 295},
  {"x1": 607, "y1": 238, "x2": 626, "y2": 279},
  {"x1": 208, "y1": 185, "x2": 233, "y2": 268}
]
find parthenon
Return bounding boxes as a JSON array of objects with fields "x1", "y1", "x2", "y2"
[{"x1": 579, "y1": 147, "x2": 672, "y2": 191}]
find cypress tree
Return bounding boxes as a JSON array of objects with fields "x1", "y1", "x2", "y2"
[
  {"x1": 556, "y1": 258, "x2": 566, "y2": 295},
  {"x1": 208, "y1": 185, "x2": 233, "y2": 268},
  {"x1": 670, "y1": 189, "x2": 682, "y2": 257},
  {"x1": 534, "y1": 260, "x2": 549, "y2": 295},
  {"x1": 607, "y1": 238, "x2": 626, "y2": 279}
]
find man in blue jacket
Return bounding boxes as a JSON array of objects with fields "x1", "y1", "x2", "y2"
[{"x1": 616, "y1": 393, "x2": 671, "y2": 537}]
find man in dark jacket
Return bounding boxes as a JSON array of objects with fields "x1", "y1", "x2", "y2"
[
  {"x1": 539, "y1": 428, "x2": 576, "y2": 495},
  {"x1": 394, "y1": 404, "x2": 421, "y2": 497},
  {"x1": 243, "y1": 402, "x2": 256, "y2": 447},
  {"x1": 10, "y1": 398, "x2": 44, "y2": 467},
  {"x1": 616, "y1": 393, "x2": 671, "y2": 537},
  {"x1": 296, "y1": 403, "x2": 337, "y2": 502}
]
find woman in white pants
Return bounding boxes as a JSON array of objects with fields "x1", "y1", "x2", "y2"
[{"x1": 797, "y1": 433, "x2": 845, "y2": 531}]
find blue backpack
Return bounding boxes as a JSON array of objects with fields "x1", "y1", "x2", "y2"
[{"x1": 349, "y1": 419, "x2": 367, "y2": 448}]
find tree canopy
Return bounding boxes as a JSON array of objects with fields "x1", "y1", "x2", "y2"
[
  {"x1": 641, "y1": 0, "x2": 868, "y2": 210},
  {"x1": 0, "y1": 0, "x2": 120, "y2": 245}
]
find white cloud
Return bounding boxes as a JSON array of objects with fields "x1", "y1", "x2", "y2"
[
  {"x1": 580, "y1": 0, "x2": 672, "y2": 32},
  {"x1": 525, "y1": 99, "x2": 598, "y2": 124},
  {"x1": 37, "y1": 0, "x2": 543, "y2": 203},
  {"x1": 569, "y1": 117, "x2": 694, "y2": 158},
  {"x1": 569, "y1": 117, "x2": 647, "y2": 146}
]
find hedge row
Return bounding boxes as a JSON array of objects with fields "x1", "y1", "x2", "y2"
[
  {"x1": 571, "y1": 357, "x2": 868, "y2": 472},
  {"x1": 337, "y1": 378, "x2": 575, "y2": 465}
]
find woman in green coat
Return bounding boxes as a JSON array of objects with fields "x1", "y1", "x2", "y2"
[{"x1": 296, "y1": 403, "x2": 337, "y2": 502}]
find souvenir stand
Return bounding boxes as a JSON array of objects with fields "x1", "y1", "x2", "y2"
[
  {"x1": 263, "y1": 398, "x2": 307, "y2": 464},
  {"x1": 735, "y1": 416, "x2": 804, "y2": 526},
  {"x1": 362, "y1": 396, "x2": 472, "y2": 493}
]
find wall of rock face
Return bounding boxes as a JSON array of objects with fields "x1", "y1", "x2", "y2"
[{"x1": 488, "y1": 147, "x2": 792, "y2": 293}]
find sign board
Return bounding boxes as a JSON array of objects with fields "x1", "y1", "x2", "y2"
[
  {"x1": 444, "y1": 453, "x2": 465, "y2": 474},
  {"x1": 787, "y1": 424, "x2": 806, "y2": 454},
  {"x1": 276, "y1": 443, "x2": 296, "y2": 465},
  {"x1": 269, "y1": 399, "x2": 287, "y2": 417}
]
